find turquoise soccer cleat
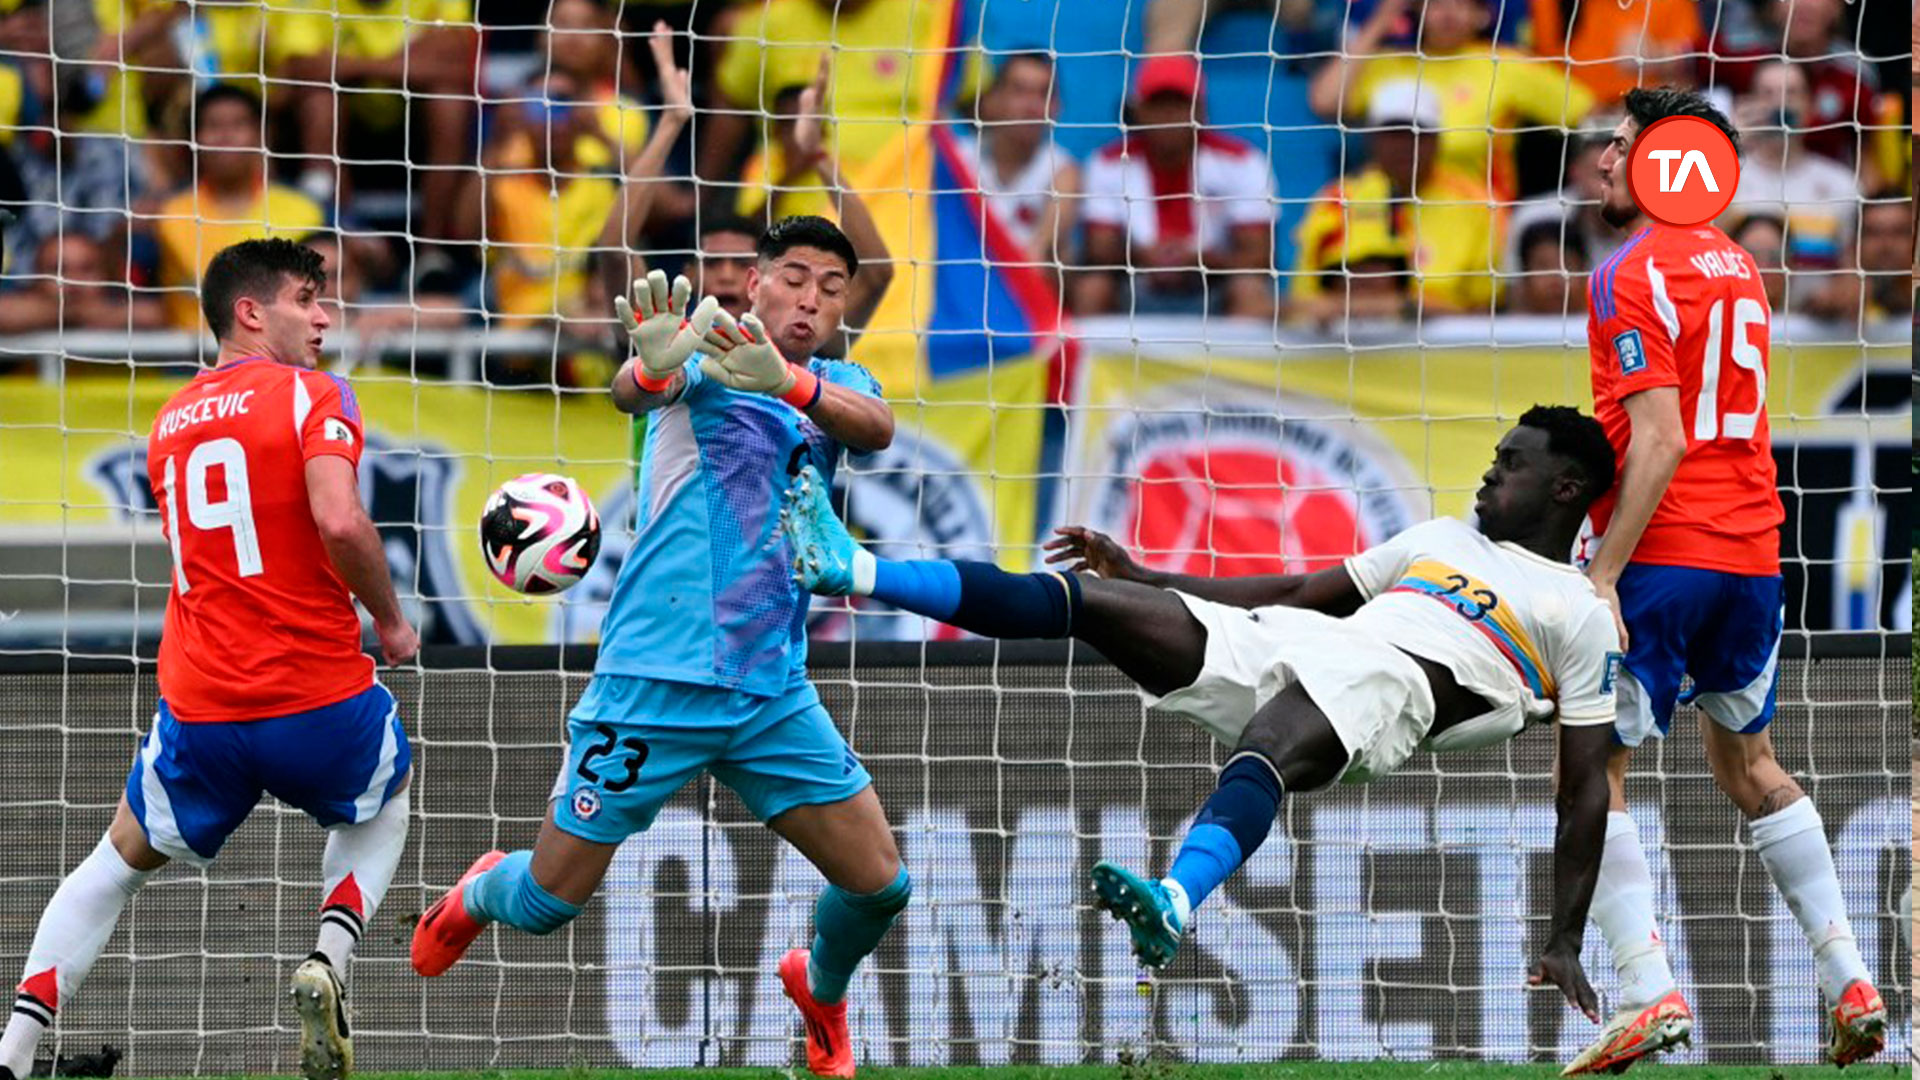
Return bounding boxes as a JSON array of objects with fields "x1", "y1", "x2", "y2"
[
  {"x1": 1089, "y1": 861, "x2": 1186, "y2": 969},
  {"x1": 781, "y1": 465, "x2": 859, "y2": 596}
]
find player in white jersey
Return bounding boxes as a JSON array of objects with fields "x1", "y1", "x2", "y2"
[{"x1": 782, "y1": 406, "x2": 1624, "y2": 1022}]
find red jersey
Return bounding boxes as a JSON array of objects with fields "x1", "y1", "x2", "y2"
[
  {"x1": 148, "y1": 357, "x2": 373, "y2": 721},
  {"x1": 1586, "y1": 224, "x2": 1783, "y2": 576}
]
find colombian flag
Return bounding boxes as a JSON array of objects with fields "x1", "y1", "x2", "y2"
[{"x1": 845, "y1": 0, "x2": 1073, "y2": 399}]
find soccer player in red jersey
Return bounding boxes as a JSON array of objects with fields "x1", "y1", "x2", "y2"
[
  {"x1": 0, "y1": 240, "x2": 418, "y2": 1080},
  {"x1": 1563, "y1": 87, "x2": 1884, "y2": 1074}
]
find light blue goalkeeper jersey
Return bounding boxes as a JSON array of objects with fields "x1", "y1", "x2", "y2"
[{"x1": 594, "y1": 356, "x2": 882, "y2": 698}]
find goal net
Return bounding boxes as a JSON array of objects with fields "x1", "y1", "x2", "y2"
[{"x1": 0, "y1": 0, "x2": 1909, "y2": 1072}]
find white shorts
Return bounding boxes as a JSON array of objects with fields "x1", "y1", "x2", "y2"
[{"x1": 1145, "y1": 593, "x2": 1437, "y2": 786}]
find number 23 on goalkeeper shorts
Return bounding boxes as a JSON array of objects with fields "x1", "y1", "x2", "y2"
[{"x1": 1628, "y1": 115, "x2": 1739, "y2": 227}]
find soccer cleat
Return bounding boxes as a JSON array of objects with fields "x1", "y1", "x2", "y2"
[
  {"x1": 778, "y1": 949, "x2": 854, "y2": 1078},
  {"x1": 781, "y1": 466, "x2": 857, "y2": 596},
  {"x1": 1825, "y1": 978, "x2": 1885, "y2": 1067},
  {"x1": 1561, "y1": 988, "x2": 1693, "y2": 1076},
  {"x1": 290, "y1": 955, "x2": 352, "y2": 1080},
  {"x1": 410, "y1": 850, "x2": 506, "y2": 977},
  {"x1": 1087, "y1": 861, "x2": 1186, "y2": 969},
  {"x1": 27, "y1": 1044, "x2": 121, "y2": 1078}
]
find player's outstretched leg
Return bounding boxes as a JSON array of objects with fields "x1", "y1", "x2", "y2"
[
  {"x1": 782, "y1": 466, "x2": 1207, "y2": 698},
  {"x1": 785, "y1": 464, "x2": 1081, "y2": 639},
  {"x1": 1092, "y1": 684, "x2": 1347, "y2": 970},
  {"x1": 294, "y1": 784, "x2": 410, "y2": 1080},
  {"x1": 0, "y1": 810, "x2": 160, "y2": 1080}
]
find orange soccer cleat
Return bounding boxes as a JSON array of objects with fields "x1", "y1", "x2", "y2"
[
  {"x1": 1825, "y1": 978, "x2": 1885, "y2": 1067},
  {"x1": 409, "y1": 851, "x2": 505, "y2": 977},
  {"x1": 779, "y1": 948, "x2": 854, "y2": 1078},
  {"x1": 1562, "y1": 988, "x2": 1693, "y2": 1075}
]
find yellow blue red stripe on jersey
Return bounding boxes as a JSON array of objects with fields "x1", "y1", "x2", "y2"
[{"x1": 1388, "y1": 560, "x2": 1554, "y2": 699}]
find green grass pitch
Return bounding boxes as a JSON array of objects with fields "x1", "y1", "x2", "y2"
[{"x1": 142, "y1": 1065, "x2": 1908, "y2": 1080}]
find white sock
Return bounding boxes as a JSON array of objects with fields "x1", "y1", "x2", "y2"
[
  {"x1": 1158, "y1": 877, "x2": 1193, "y2": 928},
  {"x1": 1, "y1": 836, "x2": 154, "y2": 1076},
  {"x1": 1589, "y1": 812, "x2": 1676, "y2": 1009},
  {"x1": 1750, "y1": 797, "x2": 1870, "y2": 1003},
  {"x1": 313, "y1": 789, "x2": 409, "y2": 973},
  {"x1": 850, "y1": 548, "x2": 876, "y2": 595}
]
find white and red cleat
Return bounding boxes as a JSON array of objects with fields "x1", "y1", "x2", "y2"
[
  {"x1": 1825, "y1": 978, "x2": 1885, "y2": 1067},
  {"x1": 410, "y1": 851, "x2": 505, "y2": 977},
  {"x1": 1562, "y1": 988, "x2": 1693, "y2": 1075},
  {"x1": 778, "y1": 948, "x2": 854, "y2": 1078}
]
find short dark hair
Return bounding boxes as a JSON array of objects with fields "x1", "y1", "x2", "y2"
[
  {"x1": 1729, "y1": 210, "x2": 1786, "y2": 243},
  {"x1": 758, "y1": 215, "x2": 858, "y2": 277},
  {"x1": 1517, "y1": 218, "x2": 1589, "y2": 265},
  {"x1": 1518, "y1": 404, "x2": 1616, "y2": 504},
  {"x1": 1622, "y1": 86, "x2": 1741, "y2": 159},
  {"x1": 201, "y1": 238, "x2": 324, "y2": 339},
  {"x1": 194, "y1": 83, "x2": 262, "y2": 129},
  {"x1": 993, "y1": 51, "x2": 1055, "y2": 83},
  {"x1": 698, "y1": 213, "x2": 763, "y2": 246}
]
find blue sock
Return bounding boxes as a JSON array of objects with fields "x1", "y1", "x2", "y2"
[
  {"x1": 869, "y1": 559, "x2": 962, "y2": 619},
  {"x1": 809, "y1": 867, "x2": 912, "y2": 1005},
  {"x1": 868, "y1": 560, "x2": 1079, "y2": 638},
  {"x1": 1167, "y1": 754, "x2": 1284, "y2": 909},
  {"x1": 463, "y1": 850, "x2": 583, "y2": 936}
]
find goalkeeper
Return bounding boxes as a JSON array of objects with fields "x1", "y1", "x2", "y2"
[
  {"x1": 784, "y1": 406, "x2": 1624, "y2": 1024},
  {"x1": 413, "y1": 217, "x2": 901, "y2": 1080}
]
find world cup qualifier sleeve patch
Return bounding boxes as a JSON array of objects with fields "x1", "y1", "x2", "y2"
[
  {"x1": 1600, "y1": 651, "x2": 1624, "y2": 693},
  {"x1": 1613, "y1": 329, "x2": 1647, "y2": 375}
]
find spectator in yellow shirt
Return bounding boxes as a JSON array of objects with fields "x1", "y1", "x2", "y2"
[
  {"x1": 60, "y1": 0, "x2": 186, "y2": 139},
  {"x1": 455, "y1": 69, "x2": 619, "y2": 328},
  {"x1": 542, "y1": 0, "x2": 652, "y2": 167},
  {"x1": 1292, "y1": 80, "x2": 1505, "y2": 319},
  {"x1": 701, "y1": 0, "x2": 982, "y2": 186},
  {"x1": 1309, "y1": 0, "x2": 1593, "y2": 203},
  {"x1": 276, "y1": 0, "x2": 479, "y2": 242},
  {"x1": 141, "y1": 86, "x2": 330, "y2": 331}
]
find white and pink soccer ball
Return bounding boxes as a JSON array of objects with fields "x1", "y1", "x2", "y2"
[{"x1": 480, "y1": 473, "x2": 601, "y2": 595}]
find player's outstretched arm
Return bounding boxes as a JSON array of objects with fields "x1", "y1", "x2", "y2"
[
  {"x1": 307, "y1": 456, "x2": 418, "y2": 665},
  {"x1": 1045, "y1": 526, "x2": 1363, "y2": 614},
  {"x1": 1527, "y1": 719, "x2": 1612, "y2": 1024}
]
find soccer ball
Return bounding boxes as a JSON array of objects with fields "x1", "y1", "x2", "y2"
[{"x1": 480, "y1": 473, "x2": 601, "y2": 595}]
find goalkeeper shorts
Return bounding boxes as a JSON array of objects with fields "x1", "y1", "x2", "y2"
[
  {"x1": 125, "y1": 683, "x2": 410, "y2": 864},
  {"x1": 1144, "y1": 593, "x2": 1436, "y2": 787},
  {"x1": 550, "y1": 673, "x2": 872, "y2": 843}
]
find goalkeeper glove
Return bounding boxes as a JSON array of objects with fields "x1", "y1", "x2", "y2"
[
  {"x1": 614, "y1": 270, "x2": 720, "y2": 391},
  {"x1": 699, "y1": 309, "x2": 822, "y2": 408}
]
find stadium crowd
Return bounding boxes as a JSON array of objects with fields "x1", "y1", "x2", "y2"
[{"x1": 0, "y1": 0, "x2": 1908, "y2": 382}]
